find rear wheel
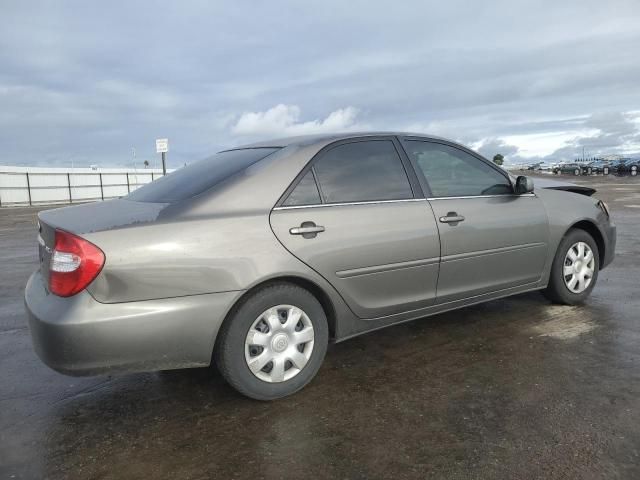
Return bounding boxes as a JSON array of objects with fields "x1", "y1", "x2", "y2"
[
  {"x1": 543, "y1": 229, "x2": 599, "y2": 305},
  {"x1": 215, "y1": 283, "x2": 328, "y2": 400}
]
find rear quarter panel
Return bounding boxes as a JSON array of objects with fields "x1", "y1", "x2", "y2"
[
  {"x1": 84, "y1": 142, "x2": 356, "y2": 336},
  {"x1": 85, "y1": 212, "x2": 329, "y2": 303}
]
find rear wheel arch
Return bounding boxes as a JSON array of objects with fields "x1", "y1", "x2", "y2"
[
  {"x1": 213, "y1": 280, "x2": 330, "y2": 399},
  {"x1": 566, "y1": 220, "x2": 605, "y2": 268},
  {"x1": 215, "y1": 276, "x2": 337, "y2": 352}
]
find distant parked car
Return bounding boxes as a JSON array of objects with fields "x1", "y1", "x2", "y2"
[
  {"x1": 25, "y1": 132, "x2": 617, "y2": 400},
  {"x1": 612, "y1": 158, "x2": 639, "y2": 176},
  {"x1": 587, "y1": 160, "x2": 610, "y2": 175},
  {"x1": 580, "y1": 164, "x2": 594, "y2": 175},
  {"x1": 556, "y1": 163, "x2": 582, "y2": 175},
  {"x1": 609, "y1": 159, "x2": 626, "y2": 175}
]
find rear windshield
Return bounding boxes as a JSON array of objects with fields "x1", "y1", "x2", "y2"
[{"x1": 126, "y1": 147, "x2": 280, "y2": 203}]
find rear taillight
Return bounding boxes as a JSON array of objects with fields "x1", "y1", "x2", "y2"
[{"x1": 49, "y1": 229, "x2": 105, "y2": 297}]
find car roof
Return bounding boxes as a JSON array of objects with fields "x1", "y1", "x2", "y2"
[{"x1": 227, "y1": 131, "x2": 455, "y2": 150}]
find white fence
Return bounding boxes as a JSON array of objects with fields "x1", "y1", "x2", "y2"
[{"x1": 0, "y1": 166, "x2": 169, "y2": 207}]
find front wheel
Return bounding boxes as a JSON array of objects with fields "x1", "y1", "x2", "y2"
[
  {"x1": 215, "y1": 283, "x2": 328, "y2": 400},
  {"x1": 542, "y1": 229, "x2": 599, "y2": 305}
]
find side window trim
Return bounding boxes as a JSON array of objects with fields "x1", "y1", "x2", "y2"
[
  {"x1": 282, "y1": 169, "x2": 322, "y2": 207},
  {"x1": 274, "y1": 198, "x2": 426, "y2": 210},
  {"x1": 391, "y1": 136, "x2": 430, "y2": 198},
  {"x1": 390, "y1": 136, "x2": 425, "y2": 198},
  {"x1": 398, "y1": 137, "x2": 514, "y2": 198},
  {"x1": 277, "y1": 163, "x2": 318, "y2": 208},
  {"x1": 310, "y1": 165, "x2": 326, "y2": 204},
  {"x1": 276, "y1": 136, "x2": 420, "y2": 208}
]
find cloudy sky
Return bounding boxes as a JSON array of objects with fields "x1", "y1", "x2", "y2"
[{"x1": 2, "y1": 0, "x2": 640, "y2": 168}]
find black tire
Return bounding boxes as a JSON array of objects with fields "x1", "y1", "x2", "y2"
[
  {"x1": 542, "y1": 229, "x2": 599, "y2": 305},
  {"x1": 215, "y1": 283, "x2": 328, "y2": 400}
]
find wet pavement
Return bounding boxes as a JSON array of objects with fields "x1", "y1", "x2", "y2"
[{"x1": 1, "y1": 175, "x2": 639, "y2": 479}]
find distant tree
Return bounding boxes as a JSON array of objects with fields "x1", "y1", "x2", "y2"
[
  {"x1": 493, "y1": 153, "x2": 504, "y2": 166},
  {"x1": 143, "y1": 160, "x2": 149, "y2": 168}
]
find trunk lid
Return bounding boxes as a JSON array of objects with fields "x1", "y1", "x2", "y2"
[{"x1": 37, "y1": 199, "x2": 167, "y2": 286}]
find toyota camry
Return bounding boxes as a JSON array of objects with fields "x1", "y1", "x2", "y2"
[{"x1": 25, "y1": 133, "x2": 616, "y2": 399}]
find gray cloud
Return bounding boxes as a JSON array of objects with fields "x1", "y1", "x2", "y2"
[
  {"x1": 231, "y1": 105, "x2": 364, "y2": 137},
  {"x1": 476, "y1": 139, "x2": 520, "y2": 161},
  {"x1": 1, "y1": 1, "x2": 640, "y2": 167}
]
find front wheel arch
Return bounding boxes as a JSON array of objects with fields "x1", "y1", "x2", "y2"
[
  {"x1": 567, "y1": 220, "x2": 605, "y2": 269},
  {"x1": 543, "y1": 227, "x2": 600, "y2": 304}
]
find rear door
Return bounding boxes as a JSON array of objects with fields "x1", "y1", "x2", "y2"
[
  {"x1": 270, "y1": 137, "x2": 441, "y2": 319},
  {"x1": 400, "y1": 139, "x2": 549, "y2": 304}
]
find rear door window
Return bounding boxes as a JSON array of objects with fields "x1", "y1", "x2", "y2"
[
  {"x1": 127, "y1": 148, "x2": 280, "y2": 203},
  {"x1": 311, "y1": 140, "x2": 413, "y2": 204}
]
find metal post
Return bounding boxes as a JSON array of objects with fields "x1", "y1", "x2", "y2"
[
  {"x1": 99, "y1": 173, "x2": 104, "y2": 200},
  {"x1": 161, "y1": 151, "x2": 166, "y2": 175},
  {"x1": 67, "y1": 173, "x2": 73, "y2": 203},
  {"x1": 26, "y1": 172, "x2": 32, "y2": 206},
  {"x1": 126, "y1": 172, "x2": 130, "y2": 193}
]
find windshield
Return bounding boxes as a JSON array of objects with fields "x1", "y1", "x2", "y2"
[{"x1": 126, "y1": 147, "x2": 280, "y2": 203}]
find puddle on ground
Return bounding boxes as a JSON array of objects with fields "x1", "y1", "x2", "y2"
[{"x1": 532, "y1": 316, "x2": 597, "y2": 339}]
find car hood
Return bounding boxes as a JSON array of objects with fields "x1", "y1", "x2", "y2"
[
  {"x1": 509, "y1": 174, "x2": 596, "y2": 197},
  {"x1": 533, "y1": 177, "x2": 596, "y2": 196}
]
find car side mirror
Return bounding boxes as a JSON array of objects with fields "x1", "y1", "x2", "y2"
[{"x1": 515, "y1": 175, "x2": 534, "y2": 194}]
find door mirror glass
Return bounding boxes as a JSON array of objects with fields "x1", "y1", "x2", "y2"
[{"x1": 515, "y1": 175, "x2": 534, "y2": 194}]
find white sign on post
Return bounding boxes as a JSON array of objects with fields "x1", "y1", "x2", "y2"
[{"x1": 156, "y1": 138, "x2": 169, "y2": 153}]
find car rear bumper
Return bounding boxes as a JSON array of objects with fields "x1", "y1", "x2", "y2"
[{"x1": 24, "y1": 271, "x2": 241, "y2": 376}]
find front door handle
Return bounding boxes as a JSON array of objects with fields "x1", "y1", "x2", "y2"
[
  {"x1": 439, "y1": 212, "x2": 465, "y2": 225},
  {"x1": 289, "y1": 221, "x2": 325, "y2": 238}
]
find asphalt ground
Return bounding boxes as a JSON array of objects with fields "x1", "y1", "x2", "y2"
[{"x1": 1, "y1": 173, "x2": 639, "y2": 479}]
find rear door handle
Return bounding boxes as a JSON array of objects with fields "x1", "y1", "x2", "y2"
[
  {"x1": 289, "y1": 222, "x2": 325, "y2": 238},
  {"x1": 290, "y1": 226, "x2": 325, "y2": 235},
  {"x1": 439, "y1": 212, "x2": 465, "y2": 224}
]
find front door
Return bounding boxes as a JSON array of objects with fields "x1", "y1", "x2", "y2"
[
  {"x1": 270, "y1": 138, "x2": 441, "y2": 319},
  {"x1": 401, "y1": 139, "x2": 549, "y2": 304}
]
